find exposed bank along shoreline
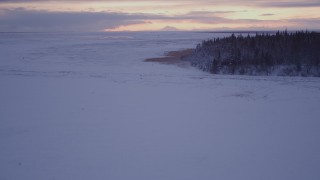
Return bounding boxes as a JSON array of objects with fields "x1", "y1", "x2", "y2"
[{"x1": 144, "y1": 49, "x2": 193, "y2": 66}]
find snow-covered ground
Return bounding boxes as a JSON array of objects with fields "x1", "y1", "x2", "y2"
[{"x1": 1, "y1": 32, "x2": 320, "y2": 180}]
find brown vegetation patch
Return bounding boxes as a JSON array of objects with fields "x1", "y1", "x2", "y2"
[{"x1": 145, "y1": 49, "x2": 193, "y2": 66}]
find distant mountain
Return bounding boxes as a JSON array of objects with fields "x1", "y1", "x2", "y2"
[
  {"x1": 161, "y1": 26, "x2": 179, "y2": 31},
  {"x1": 184, "y1": 31, "x2": 320, "y2": 77}
]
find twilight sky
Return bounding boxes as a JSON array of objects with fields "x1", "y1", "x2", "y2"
[{"x1": 0, "y1": 0, "x2": 320, "y2": 32}]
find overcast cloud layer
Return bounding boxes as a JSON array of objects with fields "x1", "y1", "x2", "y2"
[
  {"x1": 0, "y1": 0, "x2": 320, "y2": 31},
  {"x1": 2, "y1": 0, "x2": 320, "y2": 8},
  {"x1": 0, "y1": 8, "x2": 154, "y2": 31}
]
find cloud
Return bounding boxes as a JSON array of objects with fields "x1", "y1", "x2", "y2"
[
  {"x1": 288, "y1": 17, "x2": 320, "y2": 28},
  {"x1": 0, "y1": 8, "x2": 158, "y2": 31},
  {"x1": 0, "y1": 8, "x2": 246, "y2": 32},
  {"x1": 185, "y1": 10, "x2": 241, "y2": 16},
  {"x1": 261, "y1": 1, "x2": 320, "y2": 8},
  {"x1": 261, "y1": 13, "x2": 275, "y2": 16},
  {"x1": 1, "y1": 0, "x2": 319, "y2": 7},
  {"x1": 1, "y1": 7, "x2": 319, "y2": 32},
  {"x1": 160, "y1": 11, "x2": 239, "y2": 23},
  {"x1": 165, "y1": 10, "x2": 277, "y2": 25}
]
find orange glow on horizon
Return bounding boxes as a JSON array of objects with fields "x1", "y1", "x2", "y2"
[{"x1": 104, "y1": 18, "x2": 297, "y2": 32}]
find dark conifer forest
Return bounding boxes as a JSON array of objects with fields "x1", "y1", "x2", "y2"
[{"x1": 185, "y1": 31, "x2": 320, "y2": 76}]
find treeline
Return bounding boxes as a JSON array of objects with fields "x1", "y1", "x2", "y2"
[{"x1": 185, "y1": 31, "x2": 320, "y2": 76}]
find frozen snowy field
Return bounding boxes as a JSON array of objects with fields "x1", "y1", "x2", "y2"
[{"x1": 1, "y1": 32, "x2": 320, "y2": 180}]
